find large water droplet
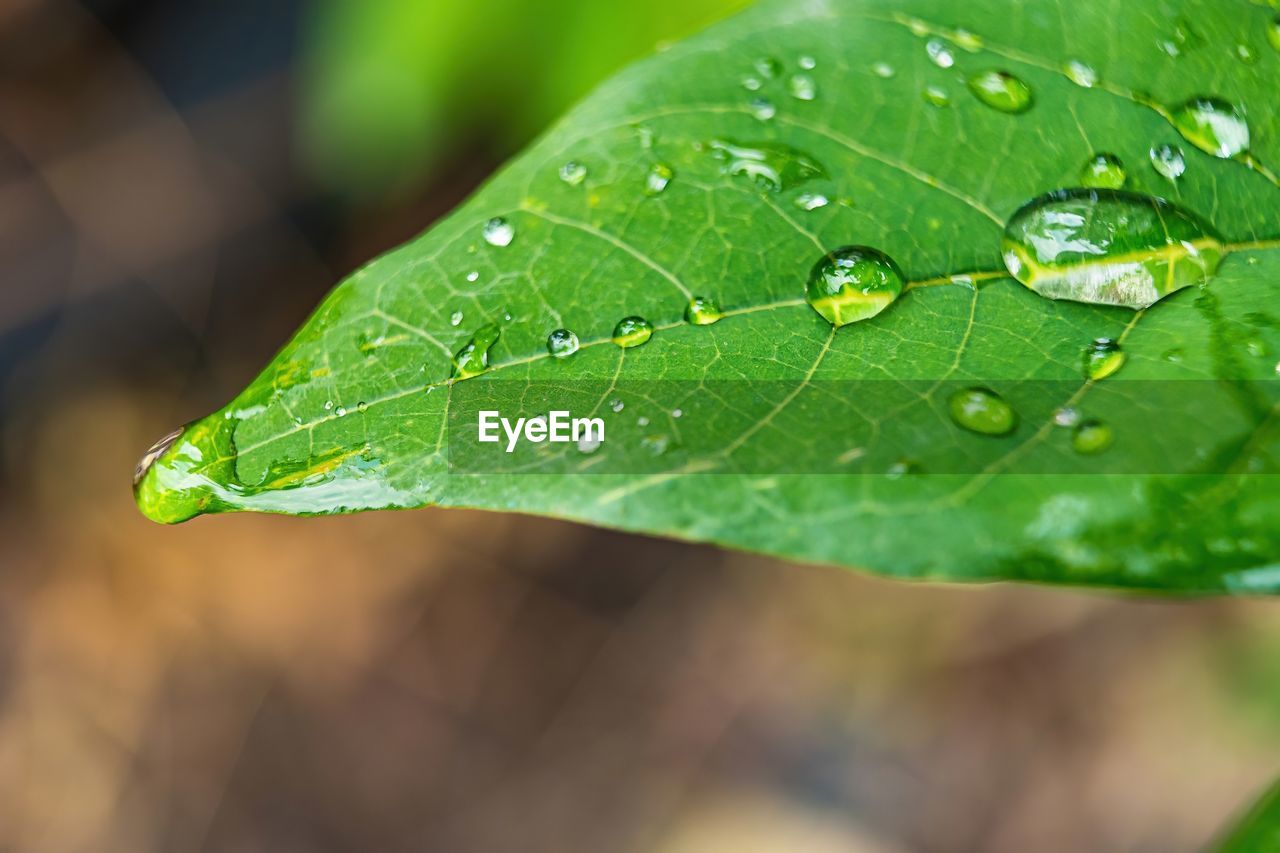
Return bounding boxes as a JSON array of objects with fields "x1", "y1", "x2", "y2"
[
  {"x1": 452, "y1": 324, "x2": 501, "y2": 378},
  {"x1": 948, "y1": 387, "x2": 1018, "y2": 436},
  {"x1": 1084, "y1": 337, "x2": 1126, "y2": 380},
  {"x1": 788, "y1": 74, "x2": 817, "y2": 101},
  {"x1": 926, "y1": 39, "x2": 955, "y2": 68},
  {"x1": 1064, "y1": 59, "x2": 1098, "y2": 87},
  {"x1": 559, "y1": 161, "x2": 587, "y2": 185},
  {"x1": 645, "y1": 163, "x2": 674, "y2": 195},
  {"x1": 709, "y1": 139, "x2": 826, "y2": 192},
  {"x1": 805, "y1": 246, "x2": 905, "y2": 327},
  {"x1": 1001, "y1": 188, "x2": 1224, "y2": 309},
  {"x1": 1171, "y1": 98, "x2": 1250, "y2": 159},
  {"x1": 547, "y1": 328, "x2": 580, "y2": 358},
  {"x1": 967, "y1": 70, "x2": 1033, "y2": 113},
  {"x1": 1080, "y1": 153, "x2": 1126, "y2": 189},
  {"x1": 482, "y1": 218, "x2": 514, "y2": 247},
  {"x1": 685, "y1": 296, "x2": 724, "y2": 325},
  {"x1": 1072, "y1": 419, "x2": 1114, "y2": 455},
  {"x1": 612, "y1": 316, "x2": 654, "y2": 348},
  {"x1": 1150, "y1": 144, "x2": 1187, "y2": 180}
]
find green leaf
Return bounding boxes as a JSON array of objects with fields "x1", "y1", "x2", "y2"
[
  {"x1": 1217, "y1": 777, "x2": 1280, "y2": 852},
  {"x1": 137, "y1": 0, "x2": 1280, "y2": 594}
]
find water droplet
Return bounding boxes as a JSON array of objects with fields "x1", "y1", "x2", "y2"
[
  {"x1": 1001, "y1": 188, "x2": 1223, "y2": 309},
  {"x1": 559, "y1": 161, "x2": 587, "y2": 185},
  {"x1": 1080, "y1": 152, "x2": 1126, "y2": 189},
  {"x1": 798, "y1": 55, "x2": 817, "y2": 70},
  {"x1": 805, "y1": 246, "x2": 905, "y2": 327},
  {"x1": 922, "y1": 86, "x2": 951, "y2": 107},
  {"x1": 645, "y1": 163, "x2": 674, "y2": 195},
  {"x1": 754, "y1": 57, "x2": 781, "y2": 78},
  {"x1": 1072, "y1": 419, "x2": 1114, "y2": 455},
  {"x1": 1054, "y1": 406, "x2": 1082, "y2": 428},
  {"x1": 1245, "y1": 337, "x2": 1270, "y2": 358},
  {"x1": 788, "y1": 74, "x2": 817, "y2": 101},
  {"x1": 871, "y1": 62, "x2": 895, "y2": 78},
  {"x1": 948, "y1": 387, "x2": 1018, "y2": 436},
  {"x1": 636, "y1": 416, "x2": 650, "y2": 427},
  {"x1": 966, "y1": 70, "x2": 1033, "y2": 113},
  {"x1": 887, "y1": 459, "x2": 921, "y2": 478},
  {"x1": 1171, "y1": 97, "x2": 1250, "y2": 159},
  {"x1": 953, "y1": 29, "x2": 983, "y2": 51},
  {"x1": 640, "y1": 434, "x2": 671, "y2": 456},
  {"x1": 578, "y1": 432, "x2": 602, "y2": 454},
  {"x1": 685, "y1": 296, "x2": 724, "y2": 325},
  {"x1": 1270, "y1": 16, "x2": 1280, "y2": 52},
  {"x1": 636, "y1": 126, "x2": 656, "y2": 149},
  {"x1": 335, "y1": 405, "x2": 348, "y2": 417},
  {"x1": 1150, "y1": 143, "x2": 1187, "y2": 180},
  {"x1": 1084, "y1": 337, "x2": 1126, "y2": 380},
  {"x1": 547, "y1": 328, "x2": 580, "y2": 358},
  {"x1": 1171, "y1": 16, "x2": 1204, "y2": 52},
  {"x1": 708, "y1": 139, "x2": 826, "y2": 192},
  {"x1": 610, "y1": 399, "x2": 625, "y2": 413},
  {"x1": 452, "y1": 323, "x2": 501, "y2": 378},
  {"x1": 612, "y1": 316, "x2": 654, "y2": 348},
  {"x1": 1235, "y1": 43, "x2": 1258, "y2": 64},
  {"x1": 450, "y1": 310, "x2": 464, "y2": 326},
  {"x1": 794, "y1": 192, "x2": 829, "y2": 211},
  {"x1": 672, "y1": 408, "x2": 683, "y2": 418},
  {"x1": 742, "y1": 76, "x2": 762, "y2": 91},
  {"x1": 748, "y1": 97, "x2": 777, "y2": 121},
  {"x1": 357, "y1": 402, "x2": 368, "y2": 414},
  {"x1": 466, "y1": 271, "x2": 480, "y2": 282},
  {"x1": 1274, "y1": 360, "x2": 1280, "y2": 376},
  {"x1": 482, "y1": 217, "x2": 514, "y2": 247},
  {"x1": 1064, "y1": 59, "x2": 1098, "y2": 87},
  {"x1": 926, "y1": 39, "x2": 955, "y2": 68},
  {"x1": 324, "y1": 400, "x2": 334, "y2": 411},
  {"x1": 1163, "y1": 347, "x2": 1185, "y2": 364}
]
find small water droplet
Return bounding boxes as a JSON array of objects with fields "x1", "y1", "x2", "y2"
[
  {"x1": 1072, "y1": 419, "x2": 1114, "y2": 455},
  {"x1": 922, "y1": 85, "x2": 951, "y2": 107},
  {"x1": 871, "y1": 62, "x2": 895, "y2": 78},
  {"x1": 805, "y1": 246, "x2": 905, "y2": 327},
  {"x1": 559, "y1": 161, "x2": 587, "y2": 185},
  {"x1": 450, "y1": 310, "x2": 463, "y2": 326},
  {"x1": 1171, "y1": 97, "x2": 1250, "y2": 159},
  {"x1": 685, "y1": 296, "x2": 724, "y2": 325},
  {"x1": 1064, "y1": 59, "x2": 1098, "y2": 87},
  {"x1": 948, "y1": 387, "x2": 1018, "y2": 436},
  {"x1": 645, "y1": 163, "x2": 674, "y2": 195},
  {"x1": 794, "y1": 192, "x2": 829, "y2": 211},
  {"x1": 1080, "y1": 152, "x2": 1126, "y2": 189},
  {"x1": 966, "y1": 70, "x2": 1033, "y2": 113},
  {"x1": 610, "y1": 399, "x2": 625, "y2": 413},
  {"x1": 547, "y1": 328, "x2": 580, "y2": 358},
  {"x1": 1269, "y1": 16, "x2": 1280, "y2": 52},
  {"x1": 637, "y1": 416, "x2": 650, "y2": 427},
  {"x1": 1245, "y1": 337, "x2": 1269, "y2": 358},
  {"x1": 748, "y1": 97, "x2": 777, "y2": 121},
  {"x1": 1054, "y1": 406, "x2": 1082, "y2": 428},
  {"x1": 709, "y1": 139, "x2": 826, "y2": 192},
  {"x1": 1001, "y1": 188, "x2": 1223, "y2": 309},
  {"x1": 578, "y1": 432, "x2": 602, "y2": 454},
  {"x1": 1235, "y1": 43, "x2": 1258, "y2": 64},
  {"x1": 1163, "y1": 347, "x2": 1185, "y2": 364},
  {"x1": 1150, "y1": 143, "x2": 1187, "y2": 180},
  {"x1": 798, "y1": 55, "x2": 817, "y2": 70},
  {"x1": 482, "y1": 217, "x2": 514, "y2": 247},
  {"x1": 640, "y1": 434, "x2": 671, "y2": 456},
  {"x1": 926, "y1": 39, "x2": 955, "y2": 68},
  {"x1": 357, "y1": 402, "x2": 368, "y2": 413},
  {"x1": 466, "y1": 271, "x2": 479, "y2": 282},
  {"x1": 1084, "y1": 337, "x2": 1126, "y2": 380},
  {"x1": 887, "y1": 459, "x2": 921, "y2": 478},
  {"x1": 788, "y1": 74, "x2": 817, "y2": 101},
  {"x1": 754, "y1": 57, "x2": 781, "y2": 78},
  {"x1": 335, "y1": 405, "x2": 348, "y2": 417},
  {"x1": 612, "y1": 316, "x2": 654, "y2": 348},
  {"x1": 636, "y1": 126, "x2": 656, "y2": 149},
  {"x1": 672, "y1": 408, "x2": 683, "y2": 418},
  {"x1": 1274, "y1": 360, "x2": 1280, "y2": 376},
  {"x1": 742, "y1": 75, "x2": 762, "y2": 91},
  {"x1": 452, "y1": 323, "x2": 501, "y2": 378}
]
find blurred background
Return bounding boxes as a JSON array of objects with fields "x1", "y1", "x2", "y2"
[{"x1": 1, "y1": 1, "x2": 1278, "y2": 850}]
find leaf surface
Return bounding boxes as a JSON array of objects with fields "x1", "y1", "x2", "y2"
[{"x1": 137, "y1": 0, "x2": 1280, "y2": 593}]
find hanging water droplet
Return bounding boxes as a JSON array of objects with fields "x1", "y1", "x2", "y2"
[
  {"x1": 547, "y1": 328, "x2": 580, "y2": 358},
  {"x1": 1171, "y1": 97, "x2": 1250, "y2": 159},
  {"x1": 966, "y1": 70, "x2": 1033, "y2": 113},
  {"x1": 871, "y1": 62, "x2": 895, "y2": 78},
  {"x1": 805, "y1": 246, "x2": 905, "y2": 327},
  {"x1": 922, "y1": 86, "x2": 951, "y2": 107},
  {"x1": 1001, "y1": 188, "x2": 1223, "y2": 309},
  {"x1": 948, "y1": 387, "x2": 1018, "y2": 436},
  {"x1": 748, "y1": 97, "x2": 777, "y2": 121},
  {"x1": 452, "y1": 323, "x2": 501, "y2": 378},
  {"x1": 559, "y1": 161, "x2": 587, "y2": 185},
  {"x1": 1064, "y1": 59, "x2": 1098, "y2": 87},
  {"x1": 926, "y1": 39, "x2": 955, "y2": 68},
  {"x1": 612, "y1": 316, "x2": 654, "y2": 348},
  {"x1": 794, "y1": 192, "x2": 829, "y2": 211},
  {"x1": 1080, "y1": 152, "x2": 1126, "y2": 189},
  {"x1": 450, "y1": 310, "x2": 464, "y2": 326},
  {"x1": 482, "y1": 217, "x2": 514, "y2": 247},
  {"x1": 1150, "y1": 143, "x2": 1187, "y2": 180},
  {"x1": 1072, "y1": 419, "x2": 1114, "y2": 455},
  {"x1": 685, "y1": 296, "x2": 724, "y2": 325},
  {"x1": 754, "y1": 57, "x2": 781, "y2": 78},
  {"x1": 798, "y1": 55, "x2": 817, "y2": 70},
  {"x1": 788, "y1": 74, "x2": 817, "y2": 101},
  {"x1": 645, "y1": 163, "x2": 673, "y2": 195},
  {"x1": 1054, "y1": 406, "x2": 1082, "y2": 428},
  {"x1": 1084, "y1": 337, "x2": 1126, "y2": 380},
  {"x1": 708, "y1": 139, "x2": 826, "y2": 192}
]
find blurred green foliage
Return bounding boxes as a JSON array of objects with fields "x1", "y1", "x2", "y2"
[{"x1": 300, "y1": 0, "x2": 748, "y2": 197}]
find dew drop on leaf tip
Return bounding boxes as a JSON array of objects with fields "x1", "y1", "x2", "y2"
[
  {"x1": 805, "y1": 246, "x2": 905, "y2": 327},
  {"x1": 948, "y1": 387, "x2": 1018, "y2": 436}
]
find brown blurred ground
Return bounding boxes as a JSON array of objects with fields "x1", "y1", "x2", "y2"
[{"x1": 1, "y1": 2, "x2": 1278, "y2": 852}]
